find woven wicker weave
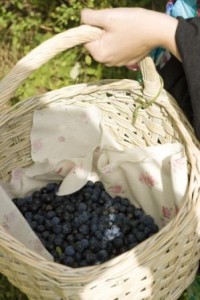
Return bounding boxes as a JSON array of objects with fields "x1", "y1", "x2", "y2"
[{"x1": 0, "y1": 25, "x2": 200, "y2": 300}]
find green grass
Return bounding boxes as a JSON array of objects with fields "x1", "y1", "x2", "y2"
[{"x1": 0, "y1": 275, "x2": 28, "y2": 300}]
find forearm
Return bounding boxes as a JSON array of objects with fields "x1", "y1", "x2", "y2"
[
  {"x1": 153, "y1": 12, "x2": 181, "y2": 61},
  {"x1": 135, "y1": 9, "x2": 180, "y2": 61}
]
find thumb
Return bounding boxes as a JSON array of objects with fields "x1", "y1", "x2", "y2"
[{"x1": 81, "y1": 8, "x2": 109, "y2": 28}]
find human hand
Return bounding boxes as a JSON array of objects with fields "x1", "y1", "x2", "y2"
[{"x1": 81, "y1": 8, "x2": 180, "y2": 66}]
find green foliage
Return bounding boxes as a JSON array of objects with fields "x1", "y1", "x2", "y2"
[
  {"x1": 187, "y1": 275, "x2": 200, "y2": 300},
  {"x1": 0, "y1": 274, "x2": 28, "y2": 300},
  {"x1": 0, "y1": 0, "x2": 154, "y2": 103}
]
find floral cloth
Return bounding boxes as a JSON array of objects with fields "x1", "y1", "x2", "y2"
[
  {"x1": 1, "y1": 106, "x2": 188, "y2": 235},
  {"x1": 97, "y1": 143, "x2": 187, "y2": 227}
]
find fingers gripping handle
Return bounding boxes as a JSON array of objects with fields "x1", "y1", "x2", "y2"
[
  {"x1": 0, "y1": 24, "x2": 160, "y2": 109},
  {"x1": 0, "y1": 25, "x2": 102, "y2": 107}
]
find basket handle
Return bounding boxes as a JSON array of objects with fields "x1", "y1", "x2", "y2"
[{"x1": 0, "y1": 25, "x2": 160, "y2": 109}]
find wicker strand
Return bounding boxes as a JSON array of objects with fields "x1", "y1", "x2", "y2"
[{"x1": 132, "y1": 76, "x2": 164, "y2": 123}]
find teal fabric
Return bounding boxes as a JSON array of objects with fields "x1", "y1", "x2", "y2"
[
  {"x1": 170, "y1": 0, "x2": 197, "y2": 18},
  {"x1": 150, "y1": 0, "x2": 198, "y2": 68}
]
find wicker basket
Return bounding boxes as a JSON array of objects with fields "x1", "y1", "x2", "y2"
[{"x1": 0, "y1": 25, "x2": 200, "y2": 300}]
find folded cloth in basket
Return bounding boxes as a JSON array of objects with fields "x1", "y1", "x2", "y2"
[{"x1": 0, "y1": 105, "x2": 188, "y2": 255}]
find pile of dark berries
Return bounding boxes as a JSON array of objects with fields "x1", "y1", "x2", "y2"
[{"x1": 13, "y1": 181, "x2": 159, "y2": 268}]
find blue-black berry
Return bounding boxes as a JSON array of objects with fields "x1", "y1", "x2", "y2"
[
  {"x1": 63, "y1": 256, "x2": 74, "y2": 267},
  {"x1": 53, "y1": 225, "x2": 62, "y2": 234},
  {"x1": 86, "y1": 252, "x2": 97, "y2": 264},
  {"x1": 79, "y1": 224, "x2": 89, "y2": 235},
  {"x1": 62, "y1": 223, "x2": 72, "y2": 235},
  {"x1": 65, "y1": 246, "x2": 75, "y2": 256},
  {"x1": 13, "y1": 180, "x2": 159, "y2": 268}
]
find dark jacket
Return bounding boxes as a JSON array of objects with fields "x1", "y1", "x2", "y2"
[{"x1": 159, "y1": 17, "x2": 200, "y2": 140}]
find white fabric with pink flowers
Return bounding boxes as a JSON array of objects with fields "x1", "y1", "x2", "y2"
[{"x1": 0, "y1": 105, "x2": 188, "y2": 256}]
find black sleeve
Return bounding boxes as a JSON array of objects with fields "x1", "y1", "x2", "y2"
[
  {"x1": 175, "y1": 17, "x2": 200, "y2": 140},
  {"x1": 158, "y1": 17, "x2": 200, "y2": 140},
  {"x1": 159, "y1": 55, "x2": 193, "y2": 124}
]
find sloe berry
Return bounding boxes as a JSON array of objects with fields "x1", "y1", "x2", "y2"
[{"x1": 65, "y1": 246, "x2": 75, "y2": 256}]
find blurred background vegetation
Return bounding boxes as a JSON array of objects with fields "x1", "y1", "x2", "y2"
[
  {"x1": 0, "y1": 0, "x2": 166, "y2": 105},
  {"x1": 0, "y1": 0, "x2": 197, "y2": 299}
]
